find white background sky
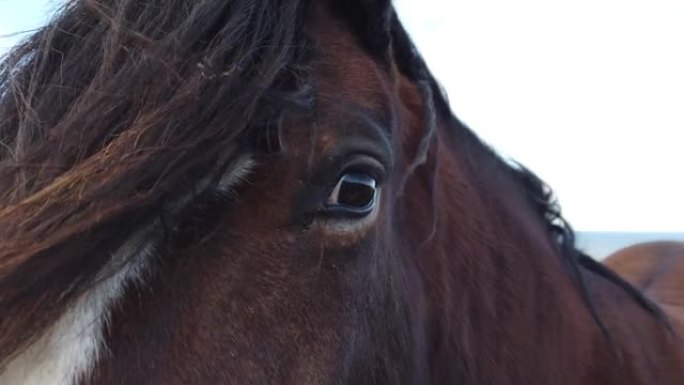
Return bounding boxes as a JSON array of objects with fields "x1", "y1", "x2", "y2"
[{"x1": 1, "y1": 0, "x2": 683, "y2": 232}]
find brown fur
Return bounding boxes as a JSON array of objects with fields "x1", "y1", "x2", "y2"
[
  {"x1": 0, "y1": 0, "x2": 682, "y2": 384},
  {"x1": 605, "y1": 242, "x2": 684, "y2": 333}
]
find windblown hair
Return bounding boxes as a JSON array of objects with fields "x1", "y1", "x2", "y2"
[{"x1": 0, "y1": 0, "x2": 312, "y2": 364}]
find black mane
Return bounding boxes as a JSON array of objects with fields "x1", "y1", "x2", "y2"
[
  {"x1": 505, "y1": 162, "x2": 671, "y2": 337},
  {"x1": 387, "y1": 12, "x2": 670, "y2": 338}
]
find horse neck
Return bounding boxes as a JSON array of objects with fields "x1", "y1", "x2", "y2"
[{"x1": 417, "y1": 129, "x2": 673, "y2": 383}]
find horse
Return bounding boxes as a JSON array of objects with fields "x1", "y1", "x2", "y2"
[
  {"x1": 0, "y1": 0, "x2": 682, "y2": 384},
  {"x1": 604, "y1": 242, "x2": 684, "y2": 332}
]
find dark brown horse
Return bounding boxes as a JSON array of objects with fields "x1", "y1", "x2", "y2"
[{"x1": 0, "y1": 0, "x2": 682, "y2": 384}]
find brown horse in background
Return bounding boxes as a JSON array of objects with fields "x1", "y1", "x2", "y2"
[
  {"x1": 605, "y1": 242, "x2": 684, "y2": 333},
  {"x1": 0, "y1": 0, "x2": 682, "y2": 384}
]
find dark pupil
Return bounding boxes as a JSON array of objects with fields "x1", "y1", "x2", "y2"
[{"x1": 338, "y1": 178, "x2": 375, "y2": 208}]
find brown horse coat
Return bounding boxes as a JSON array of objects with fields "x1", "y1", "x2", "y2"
[
  {"x1": 0, "y1": 0, "x2": 683, "y2": 384},
  {"x1": 605, "y1": 241, "x2": 684, "y2": 333}
]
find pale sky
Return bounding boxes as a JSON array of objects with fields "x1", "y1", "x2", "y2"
[{"x1": 1, "y1": 0, "x2": 683, "y2": 232}]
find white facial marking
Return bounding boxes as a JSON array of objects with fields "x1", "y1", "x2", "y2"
[
  {"x1": 0, "y1": 240, "x2": 151, "y2": 385},
  {"x1": 0, "y1": 156, "x2": 255, "y2": 385}
]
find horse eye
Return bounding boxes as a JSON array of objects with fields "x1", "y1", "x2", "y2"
[{"x1": 326, "y1": 172, "x2": 377, "y2": 215}]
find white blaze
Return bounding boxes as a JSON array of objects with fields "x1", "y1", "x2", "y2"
[
  {"x1": 0, "y1": 157, "x2": 254, "y2": 385},
  {"x1": 0, "y1": 249, "x2": 148, "y2": 385}
]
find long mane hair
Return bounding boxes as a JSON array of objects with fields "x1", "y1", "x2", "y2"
[{"x1": 0, "y1": 0, "x2": 312, "y2": 364}]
